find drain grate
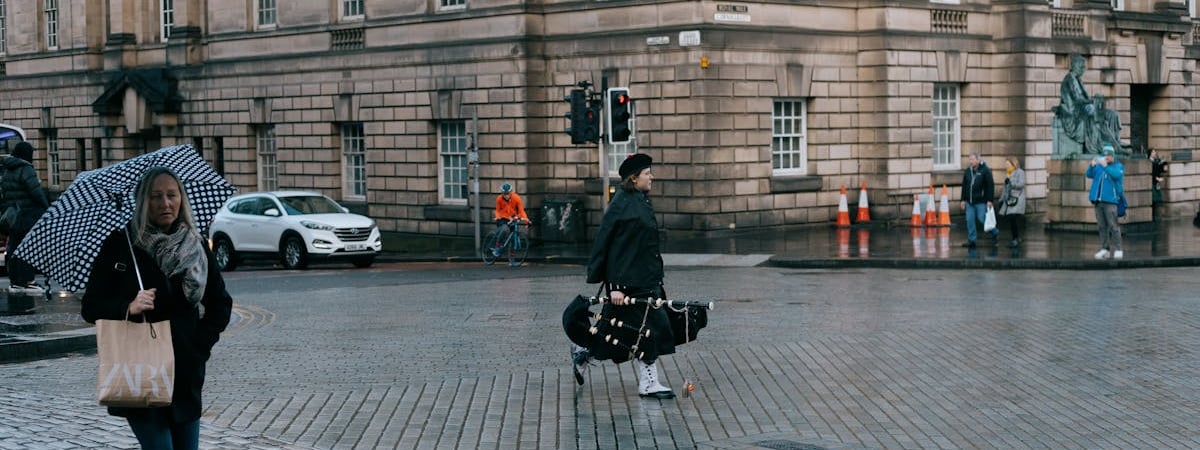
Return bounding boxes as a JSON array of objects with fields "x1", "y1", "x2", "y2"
[{"x1": 753, "y1": 440, "x2": 829, "y2": 450}]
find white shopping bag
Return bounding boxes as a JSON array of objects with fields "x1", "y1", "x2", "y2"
[{"x1": 983, "y1": 206, "x2": 997, "y2": 232}]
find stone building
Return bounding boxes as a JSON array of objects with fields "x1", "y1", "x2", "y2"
[{"x1": 0, "y1": 0, "x2": 1197, "y2": 240}]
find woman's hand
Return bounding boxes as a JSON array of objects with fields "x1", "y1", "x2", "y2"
[
  {"x1": 127, "y1": 288, "x2": 158, "y2": 315},
  {"x1": 610, "y1": 290, "x2": 628, "y2": 306}
]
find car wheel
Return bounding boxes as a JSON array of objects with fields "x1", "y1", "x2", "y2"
[
  {"x1": 351, "y1": 255, "x2": 375, "y2": 268},
  {"x1": 213, "y1": 236, "x2": 238, "y2": 272},
  {"x1": 280, "y1": 235, "x2": 309, "y2": 270}
]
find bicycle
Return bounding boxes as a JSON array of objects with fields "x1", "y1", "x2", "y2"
[{"x1": 482, "y1": 218, "x2": 530, "y2": 266}]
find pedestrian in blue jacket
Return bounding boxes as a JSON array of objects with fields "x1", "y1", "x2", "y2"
[{"x1": 1086, "y1": 144, "x2": 1125, "y2": 259}]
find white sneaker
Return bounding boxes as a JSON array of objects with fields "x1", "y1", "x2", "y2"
[
  {"x1": 1112, "y1": 250, "x2": 1123, "y2": 260},
  {"x1": 1094, "y1": 249, "x2": 1110, "y2": 260}
]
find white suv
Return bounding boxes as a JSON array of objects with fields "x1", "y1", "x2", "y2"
[{"x1": 208, "y1": 191, "x2": 382, "y2": 271}]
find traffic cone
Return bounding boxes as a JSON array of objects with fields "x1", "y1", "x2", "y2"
[
  {"x1": 835, "y1": 185, "x2": 851, "y2": 227},
  {"x1": 910, "y1": 195, "x2": 922, "y2": 227},
  {"x1": 855, "y1": 182, "x2": 870, "y2": 223},
  {"x1": 938, "y1": 185, "x2": 951, "y2": 226},
  {"x1": 924, "y1": 185, "x2": 937, "y2": 227}
]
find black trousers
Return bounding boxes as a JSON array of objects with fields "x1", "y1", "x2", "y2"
[
  {"x1": 6, "y1": 227, "x2": 35, "y2": 285},
  {"x1": 1005, "y1": 214, "x2": 1024, "y2": 240}
]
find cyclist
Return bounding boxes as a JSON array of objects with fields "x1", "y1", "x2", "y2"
[{"x1": 491, "y1": 183, "x2": 529, "y2": 256}]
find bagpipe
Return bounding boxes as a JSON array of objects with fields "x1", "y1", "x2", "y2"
[{"x1": 563, "y1": 290, "x2": 713, "y2": 381}]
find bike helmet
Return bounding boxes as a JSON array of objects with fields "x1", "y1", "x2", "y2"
[{"x1": 500, "y1": 183, "x2": 513, "y2": 193}]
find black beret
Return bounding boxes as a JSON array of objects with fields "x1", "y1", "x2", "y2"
[{"x1": 618, "y1": 153, "x2": 652, "y2": 179}]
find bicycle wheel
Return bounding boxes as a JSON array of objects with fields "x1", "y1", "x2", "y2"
[
  {"x1": 508, "y1": 231, "x2": 530, "y2": 266},
  {"x1": 481, "y1": 231, "x2": 501, "y2": 265}
]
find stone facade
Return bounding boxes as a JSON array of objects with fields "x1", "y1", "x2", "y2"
[{"x1": 0, "y1": 0, "x2": 1198, "y2": 239}]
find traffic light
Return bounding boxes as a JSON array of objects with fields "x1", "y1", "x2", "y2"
[
  {"x1": 606, "y1": 87, "x2": 633, "y2": 145},
  {"x1": 564, "y1": 89, "x2": 599, "y2": 145}
]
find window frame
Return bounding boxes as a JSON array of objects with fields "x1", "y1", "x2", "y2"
[
  {"x1": 932, "y1": 83, "x2": 962, "y2": 171},
  {"x1": 771, "y1": 98, "x2": 808, "y2": 176},
  {"x1": 341, "y1": 122, "x2": 366, "y2": 201},
  {"x1": 341, "y1": 0, "x2": 365, "y2": 21},
  {"x1": 45, "y1": 130, "x2": 60, "y2": 188},
  {"x1": 1191, "y1": 0, "x2": 1198, "y2": 18},
  {"x1": 1111, "y1": 0, "x2": 1124, "y2": 11},
  {"x1": 160, "y1": 0, "x2": 174, "y2": 42},
  {"x1": 438, "y1": 121, "x2": 469, "y2": 205},
  {"x1": 439, "y1": 0, "x2": 467, "y2": 12},
  {"x1": 257, "y1": 0, "x2": 277, "y2": 29},
  {"x1": 0, "y1": 0, "x2": 7, "y2": 56},
  {"x1": 256, "y1": 125, "x2": 278, "y2": 191},
  {"x1": 44, "y1": 0, "x2": 58, "y2": 51}
]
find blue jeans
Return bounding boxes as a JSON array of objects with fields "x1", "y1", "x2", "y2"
[
  {"x1": 964, "y1": 203, "x2": 998, "y2": 243},
  {"x1": 127, "y1": 412, "x2": 199, "y2": 450}
]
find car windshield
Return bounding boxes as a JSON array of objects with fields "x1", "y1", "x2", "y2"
[{"x1": 278, "y1": 195, "x2": 344, "y2": 215}]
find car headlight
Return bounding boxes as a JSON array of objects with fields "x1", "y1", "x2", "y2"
[{"x1": 300, "y1": 220, "x2": 334, "y2": 231}]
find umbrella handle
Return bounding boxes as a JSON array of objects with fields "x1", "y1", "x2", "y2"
[{"x1": 123, "y1": 229, "x2": 145, "y2": 291}]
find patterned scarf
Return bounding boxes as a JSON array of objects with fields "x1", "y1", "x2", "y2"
[{"x1": 138, "y1": 226, "x2": 209, "y2": 317}]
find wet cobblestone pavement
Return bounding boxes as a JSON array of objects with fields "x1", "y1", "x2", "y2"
[{"x1": 2, "y1": 263, "x2": 1199, "y2": 449}]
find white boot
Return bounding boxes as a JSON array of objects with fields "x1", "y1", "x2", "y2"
[{"x1": 635, "y1": 360, "x2": 674, "y2": 399}]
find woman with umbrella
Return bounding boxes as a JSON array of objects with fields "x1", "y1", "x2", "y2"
[
  {"x1": 81, "y1": 166, "x2": 233, "y2": 449},
  {"x1": 585, "y1": 153, "x2": 676, "y2": 399}
]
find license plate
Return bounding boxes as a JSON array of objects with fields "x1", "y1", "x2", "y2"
[{"x1": 344, "y1": 243, "x2": 369, "y2": 252}]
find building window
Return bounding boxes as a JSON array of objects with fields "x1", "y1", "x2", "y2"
[
  {"x1": 256, "y1": 125, "x2": 277, "y2": 191},
  {"x1": 257, "y1": 0, "x2": 276, "y2": 28},
  {"x1": 160, "y1": 0, "x2": 174, "y2": 41},
  {"x1": 1191, "y1": 0, "x2": 1198, "y2": 18},
  {"x1": 1111, "y1": 0, "x2": 1124, "y2": 11},
  {"x1": 44, "y1": 0, "x2": 58, "y2": 50},
  {"x1": 929, "y1": 0, "x2": 960, "y2": 4},
  {"x1": 1048, "y1": 0, "x2": 1061, "y2": 7},
  {"x1": 439, "y1": 121, "x2": 468, "y2": 204},
  {"x1": 341, "y1": 0, "x2": 364, "y2": 20},
  {"x1": 440, "y1": 0, "x2": 467, "y2": 10},
  {"x1": 932, "y1": 83, "x2": 961, "y2": 170},
  {"x1": 771, "y1": 99, "x2": 807, "y2": 175},
  {"x1": 45, "y1": 130, "x2": 60, "y2": 187},
  {"x1": 0, "y1": 0, "x2": 7, "y2": 55},
  {"x1": 341, "y1": 123, "x2": 366, "y2": 200}
]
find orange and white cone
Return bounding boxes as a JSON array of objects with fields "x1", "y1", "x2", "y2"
[
  {"x1": 910, "y1": 195, "x2": 922, "y2": 227},
  {"x1": 855, "y1": 182, "x2": 870, "y2": 224},
  {"x1": 924, "y1": 185, "x2": 938, "y2": 227},
  {"x1": 836, "y1": 185, "x2": 851, "y2": 227},
  {"x1": 938, "y1": 185, "x2": 951, "y2": 227}
]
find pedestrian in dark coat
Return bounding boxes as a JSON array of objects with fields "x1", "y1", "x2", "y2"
[
  {"x1": 959, "y1": 152, "x2": 998, "y2": 247},
  {"x1": 81, "y1": 167, "x2": 233, "y2": 450},
  {"x1": 585, "y1": 153, "x2": 676, "y2": 399},
  {"x1": 1, "y1": 141, "x2": 50, "y2": 290}
]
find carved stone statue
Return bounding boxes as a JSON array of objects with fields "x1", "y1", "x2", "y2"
[{"x1": 1053, "y1": 54, "x2": 1124, "y2": 159}]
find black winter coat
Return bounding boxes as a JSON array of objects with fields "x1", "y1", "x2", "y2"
[
  {"x1": 0, "y1": 155, "x2": 49, "y2": 232},
  {"x1": 586, "y1": 189, "x2": 663, "y2": 289},
  {"x1": 585, "y1": 188, "x2": 674, "y2": 363},
  {"x1": 961, "y1": 161, "x2": 996, "y2": 205},
  {"x1": 81, "y1": 229, "x2": 233, "y2": 424}
]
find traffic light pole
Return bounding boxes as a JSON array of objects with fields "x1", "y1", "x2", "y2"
[{"x1": 600, "y1": 76, "x2": 611, "y2": 208}]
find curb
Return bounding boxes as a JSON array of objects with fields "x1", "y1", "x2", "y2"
[
  {"x1": 0, "y1": 327, "x2": 95, "y2": 364},
  {"x1": 765, "y1": 256, "x2": 1200, "y2": 270}
]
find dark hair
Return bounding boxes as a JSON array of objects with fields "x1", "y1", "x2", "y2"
[{"x1": 13, "y1": 142, "x2": 33, "y2": 163}]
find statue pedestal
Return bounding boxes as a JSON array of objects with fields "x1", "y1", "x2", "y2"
[{"x1": 1046, "y1": 159, "x2": 1153, "y2": 232}]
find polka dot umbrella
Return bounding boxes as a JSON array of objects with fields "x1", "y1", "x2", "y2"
[{"x1": 13, "y1": 144, "x2": 236, "y2": 292}]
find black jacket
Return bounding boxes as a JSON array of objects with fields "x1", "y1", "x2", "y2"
[
  {"x1": 961, "y1": 161, "x2": 995, "y2": 205},
  {"x1": 0, "y1": 155, "x2": 49, "y2": 232},
  {"x1": 586, "y1": 189, "x2": 663, "y2": 290},
  {"x1": 81, "y1": 229, "x2": 233, "y2": 423}
]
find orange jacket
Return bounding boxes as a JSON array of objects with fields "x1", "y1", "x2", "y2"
[{"x1": 495, "y1": 192, "x2": 529, "y2": 222}]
